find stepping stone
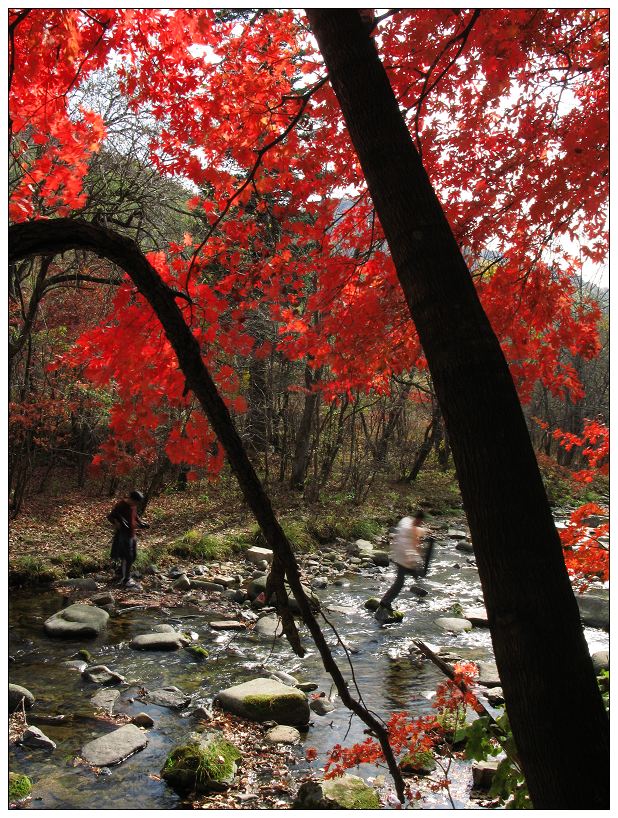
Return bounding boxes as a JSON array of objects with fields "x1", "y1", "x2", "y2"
[
  {"x1": 82, "y1": 665, "x2": 125, "y2": 685},
  {"x1": 91, "y1": 689, "x2": 120, "y2": 713},
  {"x1": 57, "y1": 578, "x2": 99, "y2": 591},
  {"x1": 152, "y1": 624, "x2": 177, "y2": 633},
  {"x1": 472, "y1": 760, "x2": 500, "y2": 792},
  {"x1": 80, "y1": 724, "x2": 148, "y2": 767},
  {"x1": 264, "y1": 725, "x2": 301, "y2": 745},
  {"x1": 447, "y1": 529, "x2": 468, "y2": 540},
  {"x1": 254, "y1": 615, "x2": 283, "y2": 638},
  {"x1": 435, "y1": 617, "x2": 473, "y2": 633},
  {"x1": 371, "y1": 551, "x2": 390, "y2": 567},
  {"x1": 456, "y1": 541, "x2": 475, "y2": 553},
  {"x1": 246, "y1": 546, "x2": 273, "y2": 565},
  {"x1": 145, "y1": 687, "x2": 191, "y2": 709},
  {"x1": 172, "y1": 574, "x2": 191, "y2": 591},
  {"x1": 91, "y1": 592, "x2": 115, "y2": 606},
  {"x1": 44, "y1": 604, "x2": 109, "y2": 639},
  {"x1": 294, "y1": 774, "x2": 379, "y2": 809},
  {"x1": 22, "y1": 725, "x2": 56, "y2": 751},
  {"x1": 9, "y1": 683, "x2": 35, "y2": 711},
  {"x1": 209, "y1": 620, "x2": 246, "y2": 631},
  {"x1": 215, "y1": 677, "x2": 309, "y2": 726},
  {"x1": 269, "y1": 670, "x2": 299, "y2": 687},
  {"x1": 477, "y1": 660, "x2": 501, "y2": 687},
  {"x1": 130, "y1": 632, "x2": 188, "y2": 651},
  {"x1": 325, "y1": 604, "x2": 356, "y2": 616},
  {"x1": 462, "y1": 606, "x2": 488, "y2": 626},
  {"x1": 131, "y1": 712, "x2": 154, "y2": 728},
  {"x1": 592, "y1": 650, "x2": 609, "y2": 673},
  {"x1": 213, "y1": 575, "x2": 237, "y2": 588},
  {"x1": 576, "y1": 594, "x2": 609, "y2": 631},
  {"x1": 191, "y1": 580, "x2": 225, "y2": 592}
]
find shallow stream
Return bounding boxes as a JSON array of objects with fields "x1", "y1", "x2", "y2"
[{"x1": 9, "y1": 531, "x2": 608, "y2": 809}]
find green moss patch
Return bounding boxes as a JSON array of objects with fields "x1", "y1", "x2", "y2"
[
  {"x1": 322, "y1": 775, "x2": 380, "y2": 809},
  {"x1": 162, "y1": 733, "x2": 241, "y2": 794},
  {"x1": 185, "y1": 644, "x2": 209, "y2": 661},
  {"x1": 9, "y1": 773, "x2": 32, "y2": 802}
]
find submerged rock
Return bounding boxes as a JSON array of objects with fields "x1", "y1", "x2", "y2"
[
  {"x1": 82, "y1": 665, "x2": 125, "y2": 685},
  {"x1": 215, "y1": 677, "x2": 309, "y2": 726},
  {"x1": 44, "y1": 603, "x2": 109, "y2": 639},
  {"x1": 162, "y1": 731, "x2": 241, "y2": 794},
  {"x1": 145, "y1": 687, "x2": 191, "y2": 709},
  {"x1": 310, "y1": 697, "x2": 335, "y2": 716},
  {"x1": 91, "y1": 689, "x2": 120, "y2": 713},
  {"x1": 131, "y1": 712, "x2": 154, "y2": 728},
  {"x1": 294, "y1": 774, "x2": 380, "y2": 809},
  {"x1": 80, "y1": 723, "x2": 148, "y2": 767},
  {"x1": 254, "y1": 615, "x2": 283, "y2": 638},
  {"x1": 9, "y1": 683, "x2": 35, "y2": 711}
]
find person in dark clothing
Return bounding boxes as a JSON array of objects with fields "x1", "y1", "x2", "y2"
[{"x1": 108, "y1": 490, "x2": 149, "y2": 586}]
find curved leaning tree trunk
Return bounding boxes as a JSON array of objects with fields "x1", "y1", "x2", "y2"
[
  {"x1": 306, "y1": 9, "x2": 608, "y2": 810},
  {"x1": 8, "y1": 217, "x2": 407, "y2": 802}
]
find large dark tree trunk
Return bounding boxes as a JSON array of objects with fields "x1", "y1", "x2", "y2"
[
  {"x1": 306, "y1": 9, "x2": 608, "y2": 809},
  {"x1": 290, "y1": 364, "x2": 321, "y2": 490}
]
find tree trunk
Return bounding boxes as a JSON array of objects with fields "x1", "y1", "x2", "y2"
[
  {"x1": 290, "y1": 364, "x2": 321, "y2": 490},
  {"x1": 306, "y1": 9, "x2": 608, "y2": 809}
]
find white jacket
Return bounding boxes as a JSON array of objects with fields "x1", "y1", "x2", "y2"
[{"x1": 391, "y1": 517, "x2": 428, "y2": 570}]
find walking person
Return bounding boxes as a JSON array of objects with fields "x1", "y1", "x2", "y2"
[
  {"x1": 108, "y1": 490, "x2": 149, "y2": 586},
  {"x1": 375, "y1": 510, "x2": 434, "y2": 623}
]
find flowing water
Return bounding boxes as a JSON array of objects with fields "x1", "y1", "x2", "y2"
[{"x1": 9, "y1": 532, "x2": 608, "y2": 810}]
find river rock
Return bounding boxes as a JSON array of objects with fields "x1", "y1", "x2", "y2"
[
  {"x1": 81, "y1": 723, "x2": 148, "y2": 767},
  {"x1": 435, "y1": 617, "x2": 472, "y2": 633},
  {"x1": 247, "y1": 574, "x2": 268, "y2": 600},
  {"x1": 409, "y1": 584, "x2": 429, "y2": 598},
  {"x1": 82, "y1": 665, "x2": 125, "y2": 685},
  {"x1": 22, "y1": 725, "x2": 56, "y2": 751},
  {"x1": 269, "y1": 670, "x2": 299, "y2": 687},
  {"x1": 58, "y1": 577, "x2": 99, "y2": 591},
  {"x1": 246, "y1": 546, "x2": 273, "y2": 565},
  {"x1": 371, "y1": 550, "x2": 390, "y2": 567},
  {"x1": 576, "y1": 593, "x2": 609, "y2": 631},
  {"x1": 310, "y1": 697, "x2": 335, "y2": 716},
  {"x1": 462, "y1": 606, "x2": 488, "y2": 626},
  {"x1": 447, "y1": 529, "x2": 468, "y2": 540},
  {"x1": 9, "y1": 684, "x2": 35, "y2": 711},
  {"x1": 400, "y1": 751, "x2": 437, "y2": 775},
  {"x1": 215, "y1": 677, "x2": 309, "y2": 726},
  {"x1": 254, "y1": 615, "x2": 283, "y2": 638},
  {"x1": 353, "y1": 539, "x2": 374, "y2": 556},
  {"x1": 9, "y1": 772, "x2": 32, "y2": 802},
  {"x1": 486, "y1": 687, "x2": 505, "y2": 706},
  {"x1": 264, "y1": 725, "x2": 301, "y2": 745},
  {"x1": 312, "y1": 576, "x2": 328, "y2": 589},
  {"x1": 472, "y1": 760, "x2": 500, "y2": 792},
  {"x1": 209, "y1": 620, "x2": 246, "y2": 631},
  {"x1": 44, "y1": 603, "x2": 109, "y2": 639},
  {"x1": 213, "y1": 575, "x2": 237, "y2": 588},
  {"x1": 91, "y1": 689, "x2": 120, "y2": 712},
  {"x1": 91, "y1": 591, "x2": 114, "y2": 606},
  {"x1": 130, "y1": 632, "x2": 188, "y2": 650},
  {"x1": 456, "y1": 541, "x2": 475, "y2": 553},
  {"x1": 162, "y1": 731, "x2": 241, "y2": 794},
  {"x1": 131, "y1": 712, "x2": 154, "y2": 728},
  {"x1": 152, "y1": 624, "x2": 177, "y2": 633},
  {"x1": 294, "y1": 774, "x2": 380, "y2": 809},
  {"x1": 145, "y1": 687, "x2": 191, "y2": 709},
  {"x1": 191, "y1": 580, "x2": 225, "y2": 592},
  {"x1": 173, "y1": 574, "x2": 191, "y2": 591},
  {"x1": 592, "y1": 650, "x2": 609, "y2": 673},
  {"x1": 477, "y1": 660, "x2": 501, "y2": 687},
  {"x1": 296, "y1": 681, "x2": 319, "y2": 693}
]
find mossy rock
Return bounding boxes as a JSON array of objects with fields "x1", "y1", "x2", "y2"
[
  {"x1": 9, "y1": 773, "x2": 32, "y2": 802},
  {"x1": 400, "y1": 749, "x2": 437, "y2": 776},
  {"x1": 161, "y1": 731, "x2": 241, "y2": 794},
  {"x1": 294, "y1": 774, "x2": 380, "y2": 809},
  {"x1": 364, "y1": 598, "x2": 380, "y2": 611},
  {"x1": 215, "y1": 677, "x2": 309, "y2": 726},
  {"x1": 185, "y1": 644, "x2": 209, "y2": 661}
]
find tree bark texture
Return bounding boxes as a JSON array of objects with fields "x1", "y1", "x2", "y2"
[
  {"x1": 306, "y1": 9, "x2": 608, "y2": 809},
  {"x1": 9, "y1": 217, "x2": 406, "y2": 802}
]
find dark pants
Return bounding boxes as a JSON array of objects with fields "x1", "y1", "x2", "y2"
[
  {"x1": 380, "y1": 563, "x2": 420, "y2": 608},
  {"x1": 112, "y1": 530, "x2": 136, "y2": 583}
]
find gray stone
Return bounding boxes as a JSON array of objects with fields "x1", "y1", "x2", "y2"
[
  {"x1": 64, "y1": 660, "x2": 88, "y2": 672},
  {"x1": 213, "y1": 575, "x2": 237, "y2": 588},
  {"x1": 44, "y1": 603, "x2": 109, "y2": 639},
  {"x1": 130, "y1": 632, "x2": 188, "y2": 651},
  {"x1": 152, "y1": 623, "x2": 177, "y2": 633},
  {"x1": 191, "y1": 580, "x2": 225, "y2": 592},
  {"x1": 311, "y1": 577, "x2": 328, "y2": 589},
  {"x1": 294, "y1": 775, "x2": 379, "y2": 809},
  {"x1": 192, "y1": 706, "x2": 213, "y2": 721},
  {"x1": 435, "y1": 617, "x2": 473, "y2": 633},
  {"x1": 478, "y1": 660, "x2": 501, "y2": 688},
  {"x1": 254, "y1": 615, "x2": 283, "y2": 638},
  {"x1": 209, "y1": 620, "x2": 246, "y2": 631},
  {"x1": 310, "y1": 697, "x2": 335, "y2": 716},
  {"x1": 247, "y1": 574, "x2": 268, "y2": 600},
  {"x1": 256, "y1": 560, "x2": 270, "y2": 571},
  {"x1": 173, "y1": 574, "x2": 191, "y2": 591},
  {"x1": 81, "y1": 723, "x2": 148, "y2": 767},
  {"x1": 269, "y1": 670, "x2": 299, "y2": 687},
  {"x1": 447, "y1": 529, "x2": 468, "y2": 540},
  {"x1": 592, "y1": 650, "x2": 609, "y2": 673},
  {"x1": 576, "y1": 593, "x2": 609, "y2": 631},
  {"x1": 145, "y1": 687, "x2": 191, "y2": 709},
  {"x1": 82, "y1": 665, "x2": 125, "y2": 685},
  {"x1": 354, "y1": 539, "x2": 374, "y2": 554},
  {"x1": 131, "y1": 712, "x2": 154, "y2": 728},
  {"x1": 456, "y1": 541, "x2": 475, "y2": 553},
  {"x1": 58, "y1": 577, "x2": 99, "y2": 591},
  {"x1": 9, "y1": 684, "x2": 35, "y2": 711},
  {"x1": 161, "y1": 731, "x2": 241, "y2": 794},
  {"x1": 409, "y1": 584, "x2": 428, "y2": 598},
  {"x1": 91, "y1": 689, "x2": 120, "y2": 712},
  {"x1": 246, "y1": 546, "x2": 274, "y2": 565},
  {"x1": 485, "y1": 687, "x2": 505, "y2": 706},
  {"x1": 371, "y1": 550, "x2": 390, "y2": 567},
  {"x1": 264, "y1": 725, "x2": 301, "y2": 745},
  {"x1": 215, "y1": 677, "x2": 309, "y2": 726},
  {"x1": 22, "y1": 725, "x2": 56, "y2": 751},
  {"x1": 462, "y1": 606, "x2": 488, "y2": 626},
  {"x1": 472, "y1": 760, "x2": 500, "y2": 792},
  {"x1": 296, "y1": 681, "x2": 319, "y2": 693},
  {"x1": 91, "y1": 591, "x2": 115, "y2": 606}
]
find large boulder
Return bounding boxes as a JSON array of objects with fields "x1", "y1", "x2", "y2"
[
  {"x1": 162, "y1": 731, "x2": 241, "y2": 794},
  {"x1": 44, "y1": 604, "x2": 109, "y2": 639},
  {"x1": 130, "y1": 632, "x2": 189, "y2": 651},
  {"x1": 294, "y1": 774, "x2": 380, "y2": 809},
  {"x1": 9, "y1": 684, "x2": 35, "y2": 711},
  {"x1": 80, "y1": 724, "x2": 148, "y2": 766},
  {"x1": 215, "y1": 677, "x2": 309, "y2": 726}
]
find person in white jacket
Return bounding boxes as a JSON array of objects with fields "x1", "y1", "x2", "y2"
[{"x1": 375, "y1": 510, "x2": 433, "y2": 619}]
